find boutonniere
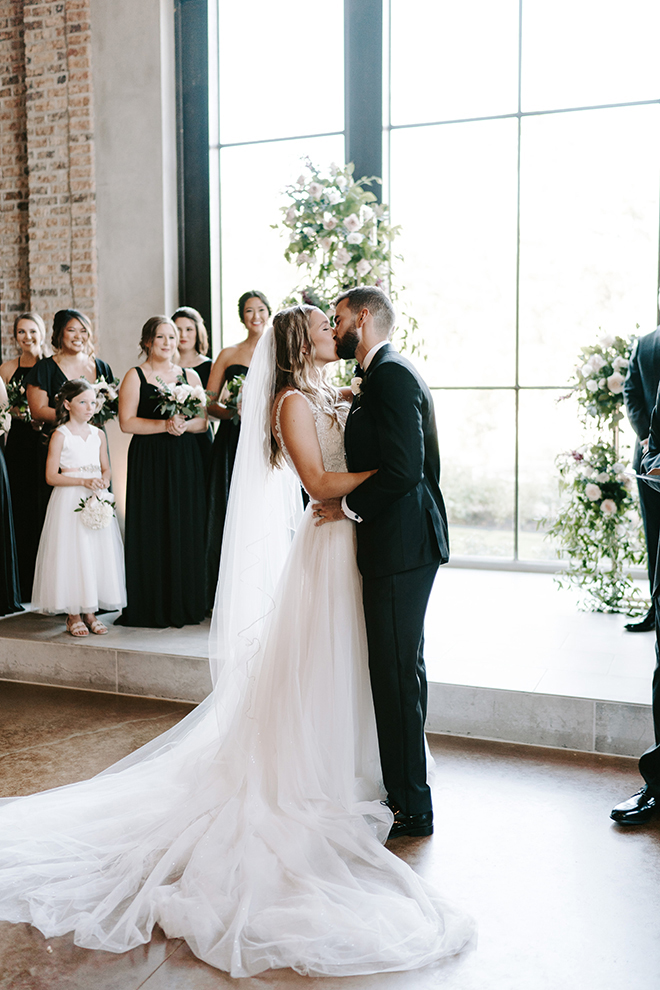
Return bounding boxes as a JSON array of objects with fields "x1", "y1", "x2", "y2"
[{"x1": 350, "y1": 377, "x2": 363, "y2": 396}]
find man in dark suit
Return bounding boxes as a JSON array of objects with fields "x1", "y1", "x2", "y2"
[
  {"x1": 313, "y1": 286, "x2": 447, "y2": 839},
  {"x1": 611, "y1": 383, "x2": 660, "y2": 824},
  {"x1": 622, "y1": 326, "x2": 660, "y2": 632}
]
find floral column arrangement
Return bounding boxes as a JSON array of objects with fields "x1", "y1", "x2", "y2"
[
  {"x1": 546, "y1": 331, "x2": 646, "y2": 613},
  {"x1": 276, "y1": 159, "x2": 421, "y2": 363}
]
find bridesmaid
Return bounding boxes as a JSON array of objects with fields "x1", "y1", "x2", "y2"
[
  {"x1": 0, "y1": 378, "x2": 22, "y2": 617},
  {"x1": 25, "y1": 309, "x2": 114, "y2": 429},
  {"x1": 0, "y1": 312, "x2": 48, "y2": 600},
  {"x1": 172, "y1": 306, "x2": 213, "y2": 480},
  {"x1": 204, "y1": 290, "x2": 271, "y2": 611},
  {"x1": 117, "y1": 316, "x2": 207, "y2": 628}
]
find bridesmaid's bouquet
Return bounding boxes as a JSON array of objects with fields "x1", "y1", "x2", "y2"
[
  {"x1": 5, "y1": 379, "x2": 31, "y2": 422},
  {"x1": 91, "y1": 377, "x2": 120, "y2": 427},
  {"x1": 75, "y1": 492, "x2": 116, "y2": 530},
  {"x1": 154, "y1": 381, "x2": 207, "y2": 420},
  {"x1": 218, "y1": 373, "x2": 246, "y2": 426},
  {"x1": 0, "y1": 405, "x2": 11, "y2": 437}
]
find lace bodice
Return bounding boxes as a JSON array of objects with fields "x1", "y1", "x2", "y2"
[
  {"x1": 56, "y1": 424, "x2": 102, "y2": 477},
  {"x1": 274, "y1": 391, "x2": 348, "y2": 485}
]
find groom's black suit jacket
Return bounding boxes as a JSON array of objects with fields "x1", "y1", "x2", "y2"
[{"x1": 344, "y1": 343, "x2": 448, "y2": 579}]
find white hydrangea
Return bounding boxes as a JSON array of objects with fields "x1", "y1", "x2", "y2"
[{"x1": 77, "y1": 493, "x2": 115, "y2": 530}]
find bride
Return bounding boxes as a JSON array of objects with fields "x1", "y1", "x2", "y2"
[{"x1": 0, "y1": 305, "x2": 475, "y2": 977}]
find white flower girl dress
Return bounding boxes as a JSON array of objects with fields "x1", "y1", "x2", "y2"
[{"x1": 31, "y1": 424, "x2": 126, "y2": 614}]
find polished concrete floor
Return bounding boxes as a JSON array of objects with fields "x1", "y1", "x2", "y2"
[{"x1": 0, "y1": 682, "x2": 659, "y2": 990}]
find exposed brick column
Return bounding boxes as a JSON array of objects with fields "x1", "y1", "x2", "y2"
[
  {"x1": 0, "y1": 0, "x2": 29, "y2": 357},
  {"x1": 22, "y1": 0, "x2": 97, "y2": 339}
]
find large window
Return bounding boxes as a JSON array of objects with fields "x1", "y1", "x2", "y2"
[
  {"x1": 209, "y1": 0, "x2": 344, "y2": 348},
  {"x1": 210, "y1": 0, "x2": 660, "y2": 563},
  {"x1": 386, "y1": 0, "x2": 660, "y2": 560}
]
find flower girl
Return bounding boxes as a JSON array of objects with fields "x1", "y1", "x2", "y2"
[{"x1": 32, "y1": 379, "x2": 126, "y2": 636}]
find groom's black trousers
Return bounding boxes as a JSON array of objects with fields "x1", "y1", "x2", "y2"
[
  {"x1": 362, "y1": 560, "x2": 438, "y2": 817},
  {"x1": 639, "y1": 595, "x2": 660, "y2": 796}
]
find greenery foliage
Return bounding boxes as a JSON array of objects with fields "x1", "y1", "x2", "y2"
[
  {"x1": 275, "y1": 159, "x2": 423, "y2": 379},
  {"x1": 544, "y1": 331, "x2": 647, "y2": 614}
]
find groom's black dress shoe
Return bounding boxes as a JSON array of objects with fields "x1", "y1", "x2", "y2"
[
  {"x1": 624, "y1": 607, "x2": 655, "y2": 632},
  {"x1": 388, "y1": 810, "x2": 433, "y2": 839},
  {"x1": 610, "y1": 787, "x2": 658, "y2": 825}
]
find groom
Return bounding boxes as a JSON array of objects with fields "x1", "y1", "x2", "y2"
[{"x1": 313, "y1": 286, "x2": 448, "y2": 839}]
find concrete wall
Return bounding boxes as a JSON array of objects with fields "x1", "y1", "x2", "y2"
[{"x1": 90, "y1": 0, "x2": 178, "y2": 513}]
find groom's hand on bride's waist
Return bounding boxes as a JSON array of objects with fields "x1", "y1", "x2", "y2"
[{"x1": 312, "y1": 498, "x2": 344, "y2": 526}]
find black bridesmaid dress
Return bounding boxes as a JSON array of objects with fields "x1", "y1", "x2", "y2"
[
  {"x1": 117, "y1": 367, "x2": 206, "y2": 628},
  {"x1": 186, "y1": 358, "x2": 213, "y2": 484},
  {"x1": 4, "y1": 359, "x2": 50, "y2": 601},
  {"x1": 0, "y1": 444, "x2": 23, "y2": 617},
  {"x1": 204, "y1": 362, "x2": 247, "y2": 612}
]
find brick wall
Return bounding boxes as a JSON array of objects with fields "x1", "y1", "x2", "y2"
[{"x1": 0, "y1": 0, "x2": 97, "y2": 360}]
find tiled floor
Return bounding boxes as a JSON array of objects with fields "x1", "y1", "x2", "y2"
[
  {"x1": 1, "y1": 568, "x2": 655, "y2": 704},
  {"x1": 0, "y1": 682, "x2": 659, "y2": 990}
]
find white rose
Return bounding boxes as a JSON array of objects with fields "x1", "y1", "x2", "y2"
[
  {"x1": 582, "y1": 465, "x2": 594, "y2": 477},
  {"x1": 590, "y1": 354, "x2": 606, "y2": 371},
  {"x1": 173, "y1": 384, "x2": 190, "y2": 404},
  {"x1": 349, "y1": 377, "x2": 362, "y2": 395},
  {"x1": 594, "y1": 471, "x2": 610, "y2": 483},
  {"x1": 320, "y1": 237, "x2": 333, "y2": 253},
  {"x1": 581, "y1": 363, "x2": 594, "y2": 376},
  {"x1": 332, "y1": 246, "x2": 351, "y2": 269},
  {"x1": 612, "y1": 462, "x2": 626, "y2": 474},
  {"x1": 612, "y1": 356, "x2": 628, "y2": 371},
  {"x1": 356, "y1": 258, "x2": 372, "y2": 277},
  {"x1": 601, "y1": 499, "x2": 617, "y2": 515},
  {"x1": 598, "y1": 378, "x2": 606, "y2": 388},
  {"x1": 323, "y1": 216, "x2": 338, "y2": 230},
  {"x1": 285, "y1": 207, "x2": 297, "y2": 226},
  {"x1": 296, "y1": 252, "x2": 312, "y2": 266},
  {"x1": 347, "y1": 231, "x2": 363, "y2": 244},
  {"x1": 586, "y1": 379, "x2": 599, "y2": 392},
  {"x1": 191, "y1": 385, "x2": 206, "y2": 405},
  {"x1": 308, "y1": 182, "x2": 323, "y2": 199},
  {"x1": 360, "y1": 205, "x2": 375, "y2": 223},
  {"x1": 344, "y1": 213, "x2": 362, "y2": 232},
  {"x1": 607, "y1": 371, "x2": 625, "y2": 394},
  {"x1": 600, "y1": 334, "x2": 615, "y2": 348},
  {"x1": 585, "y1": 483, "x2": 602, "y2": 501},
  {"x1": 325, "y1": 187, "x2": 342, "y2": 205},
  {"x1": 617, "y1": 473, "x2": 634, "y2": 491},
  {"x1": 336, "y1": 175, "x2": 348, "y2": 189}
]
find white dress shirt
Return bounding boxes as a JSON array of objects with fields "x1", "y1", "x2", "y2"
[{"x1": 341, "y1": 341, "x2": 390, "y2": 522}]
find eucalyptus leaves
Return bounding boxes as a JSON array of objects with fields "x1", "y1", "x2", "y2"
[{"x1": 546, "y1": 331, "x2": 646, "y2": 614}]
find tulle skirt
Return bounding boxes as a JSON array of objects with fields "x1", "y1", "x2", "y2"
[
  {"x1": 31, "y1": 483, "x2": 126, "y2": 614},
  {"x1": 0, "y1": 508, "x2": 474, "y2": 976}
]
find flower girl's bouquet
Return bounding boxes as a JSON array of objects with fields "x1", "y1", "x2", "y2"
[
  {"x1": 75, "y1": 492, "x2": 116, "y2": 530},
  {"x1": 91, "y1": 376, "x2": 120, "y2": 427},
  {"x1": 5, "y1": 379, "x2": 31, "y2": 422},
  {"x1": 154, "y1": 380, "x2": 207, "y2": 420},
  {"x1": 218, "y1": 373, "x2": 246, "y2": 426}
]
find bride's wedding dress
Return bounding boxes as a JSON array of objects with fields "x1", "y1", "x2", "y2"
[{"x1": 0, "y1": 332, "x2": 474, "y2": 977}]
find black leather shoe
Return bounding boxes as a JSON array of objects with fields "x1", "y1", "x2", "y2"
[
  {"x1": 610, "y1": 787, "x2": 658, "y2": 825},
  {"x1": 388, "y1": 810, "x2": 433, "y2": 839},
  {"x1": 624, "y1": 607, "x2": 655, "y2": 633}
]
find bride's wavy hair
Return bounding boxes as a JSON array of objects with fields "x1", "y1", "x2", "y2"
[{"x1": 270, "y1": 305, "x2": 342, "y2": 467}]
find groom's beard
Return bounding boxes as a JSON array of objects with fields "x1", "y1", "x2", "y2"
[{"x1": 335, "y1": 323, "x2": 360, "y2": 360}]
